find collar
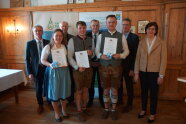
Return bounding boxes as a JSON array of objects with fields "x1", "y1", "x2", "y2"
[
  {"x1": 124, "y1": 32, "x2": 130, "y2": 39},
  {"x1": 92, "y1": 32, "x2": 99, "y2": 36},
  {"x1": 35, "y1": 39, "x2": 43, "y2": 43},
  {"x1": 108, "y1": 30, "x2": 117, "y2": 36},
  {"x1": 77, "y1": 35, "x2": 87, "y2": 40}
]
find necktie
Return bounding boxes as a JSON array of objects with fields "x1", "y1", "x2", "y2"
[
  {"x1": 38, "y1": 41, "x2": 42, "y2": 63},
  {"x1": 93, "y1": 34, "x2": 97, "y2": 61},
  {"x1": 94, "y1": 34, "x2": 97, "y2": 46}
]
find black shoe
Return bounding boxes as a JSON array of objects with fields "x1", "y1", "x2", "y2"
[
  {"x1": 83, "y1": 109, "x2": 94, "y2": 116},
  {"x1": 63, "y1": 114, "x2": 70, "y2": 119},
  {"x1": 138, "y1": 111, "x2": 146, "y2": 118},
  {"x1": 148, "y1": 118, "x2": 155, "y2": 123},
  {"x1": 55, "y1": 117, "x2": 62, "y2": 122},
  {"x1": 122, "y1": 105, "x2": 132, "y2": 113},
  {"x1": 37, "y1": 105, "x2": 44, "y2": 114},
  {"x1": 147, "y1": 115, "x2": 155, "y2": 123}
]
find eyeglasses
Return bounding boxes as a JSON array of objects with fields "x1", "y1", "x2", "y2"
[{"x1": 122, "y1": 24, "x2": 130, "y2": 26}]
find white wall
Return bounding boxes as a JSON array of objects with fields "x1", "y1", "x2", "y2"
[{"x1": 0, "y1": 0, "x2": 10, "y2": 8}]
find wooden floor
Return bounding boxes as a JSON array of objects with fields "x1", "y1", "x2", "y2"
[{"x1": 0, "y1": 88, "x2": 186, "y2": 124}]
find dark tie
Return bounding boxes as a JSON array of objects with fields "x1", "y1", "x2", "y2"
[
  {"x1": 94, "y1": 34, "x2": 97, "y2": 46},
  {"x1": 38, "y1": 41, "x2": 42, "y2": 63}
]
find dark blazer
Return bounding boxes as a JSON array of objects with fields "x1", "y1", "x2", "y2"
[
  {"x1": 25, "y1": 39, "x2": 49, "y2": 76},
  {"x1": 123, "y1": 32, "x2": 139, "y2": 71},
  {"x1": 67, "y1": 33, "x2": 74, "y2": 41},
  {"x1": 86, "y1": 31, "x2": 101, "y2": 61},
  {"x1": 86, "y1": 31, "x2": 101, "y2": 38}
]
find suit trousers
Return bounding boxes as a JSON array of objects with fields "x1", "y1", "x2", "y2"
[
  {"x1": 88, "y1": 67, "x2": 103, "y2": 104},
  {"x1": 66, "y1": 66, "x2": 75, "y2": 103},
  {"x1": 34, "y1": 65, "x2": 45, "y2": 105},
  {"x1": 139, "y1": 71, "x2": 159, "y2": 115},
  {"x1": 118, "y1": 68, "x2": 134, "y2": 106}
]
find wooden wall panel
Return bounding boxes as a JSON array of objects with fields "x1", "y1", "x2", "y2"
[
  {"x1": 160, "y1": 68, "x2": 181, "y2": 100},
  {"x1": 8, "y1": 63, "x2": 26, "y2": 71},
  {"x1": 163, "y1": 2, "x2": 186, "y2": 100},
  {"x1": 0, "y1": 12, "x2": 32, "y2": 70},
  {"x1": 167, "y1": 8, "x2": 185, "y2": 64}
]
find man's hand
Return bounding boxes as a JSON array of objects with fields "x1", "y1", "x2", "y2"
[
  {"x1": 87, "y1": 50, "x2": 93, "y2": 56},
  {"x1": 28, "y1": 74, "x2": 34, "y2": 81},
  {"x1": 50, "y1": 61, "x2": 59, "y2": 69},
  {"x1": 112, "y1": 54, "x2": 120, "y2": 59},
  {"x1": 129, "y1": 70, "x2": 135, "y2": 77},
  {"x1": 79, "y1": 67, "x2": 85, "y2": 72},
  {"x1": 134, "y1": 73, "x2": 139, "y2": 83},
  {"x1": 157, "y1": 77, "x2": 163, "y2": 85},
  {"x1": 100, "y1": 55, "x2": 110, "y2": 60}
]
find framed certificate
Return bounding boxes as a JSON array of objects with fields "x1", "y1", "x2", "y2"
[
  {"x1": 51, "y1": 49, "x2": 68, "y2": 67},
  {"x1": 103, "y1": 37, "x2": 118, "y2": 55},
  {"x1": 138, "y1": 20, "x2": 149, "y2": 33},
  {"x1": 76, "y1": 0, "x2": 86, "y2": 4},
  {"x1": 75, "y1": 51, "x2": 90, "y2": 68}
]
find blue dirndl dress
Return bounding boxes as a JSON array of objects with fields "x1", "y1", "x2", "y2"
[{"x1": 43, "y1": 52, "x2": 71, "y2": 102}]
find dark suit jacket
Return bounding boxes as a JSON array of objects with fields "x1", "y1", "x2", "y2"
[
  {"x1": 67, "y1": 33, "x2": 74, "y2": 41},
  {"x1": 64, "y1": 33, "x2": 74, "y2": 46},
  {"x1": 25, "y1": 39, "x2": 49, "y2": 76},
  {"x1": 86, "y1": 31, "x2": 101, "y2": 62},
  {"x1": 86, "y1": 31, "x2": 101, "y2": 39},
  {"x1": 123, "y1": 32, "x2": 139, "y2": 71}
]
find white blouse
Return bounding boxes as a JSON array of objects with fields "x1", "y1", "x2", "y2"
[
  {"x1": 146, "y1": 36, "x2": 156, "y2": 54},
  {"x1": 41, "y1": 44, "x2": 67, "y2": 62}
]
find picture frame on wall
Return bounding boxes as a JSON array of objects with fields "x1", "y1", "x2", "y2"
[
  {"x1": 138, "y1": 20, "x2": 149, "y2": 33},
  {"x1": 68, "y1": 0, "x2": 74, "y2": 4},
  {"x1": 76, "y1": 0, "x2": 86, "y2": 4},
  {"x1": 130, "y1": 26, "x2": 136, "y2": 33}
]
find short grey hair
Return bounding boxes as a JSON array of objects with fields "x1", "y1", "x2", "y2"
[
  {"x1": 32, "y1": 24, "x2": 43, "y2": 30},
  {"x1": 59, "y1": 21, "x2": 69, "y2": 27}
]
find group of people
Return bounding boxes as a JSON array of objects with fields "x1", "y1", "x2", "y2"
[{"x1": 25, "y1": 14, "x2": 167, "y2": 123}]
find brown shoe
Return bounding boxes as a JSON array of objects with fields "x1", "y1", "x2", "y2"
[
  {"x1": 37, "y1": 105, "x2": 43, "y2": 114},
  {"x1": 77, "y1": 112, "x2": 86, "y2": 122},
  {"x1": 101, "y1": 110, "x2": 109, "y2": 119},
  {"x1": 111, "y1": 111, "x2": 118, "y2": 120}
]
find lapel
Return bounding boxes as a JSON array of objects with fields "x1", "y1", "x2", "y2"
[
  {"x1": 43, "y1": 39, "x2": 47, "y2": 46},
  {"x1": 141, "y1": 37, "x2": 148, "y2": 54},
  {"x1": 31, "y1": 40, "x2": 39, "y2": 61},
  {"x1": 149, "y1": 36, "x2": 161, "y2": 55},
  {"x1": 33, "y1": 39, "x2": 38, "y2": 52},
  {"x1": 127, "y1": 32, "x2": 132, "y2": 44}
]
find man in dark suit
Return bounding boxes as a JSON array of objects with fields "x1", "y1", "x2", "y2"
[
  {"x1": 25, "y1": 25, "x2": 49, "y2": 114},
  {"x1": 118, "y1": 18, "x2": 139, "y2": 112},
  {"x1": 59, "y1": 21, "x2": 75, "y2": 104},
  {"x1": 59, "y1": 21, "x2": 74, "y2": 46},
  {"x1": 86, "y1": 19, "x2": 104, "y2": 107}
]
